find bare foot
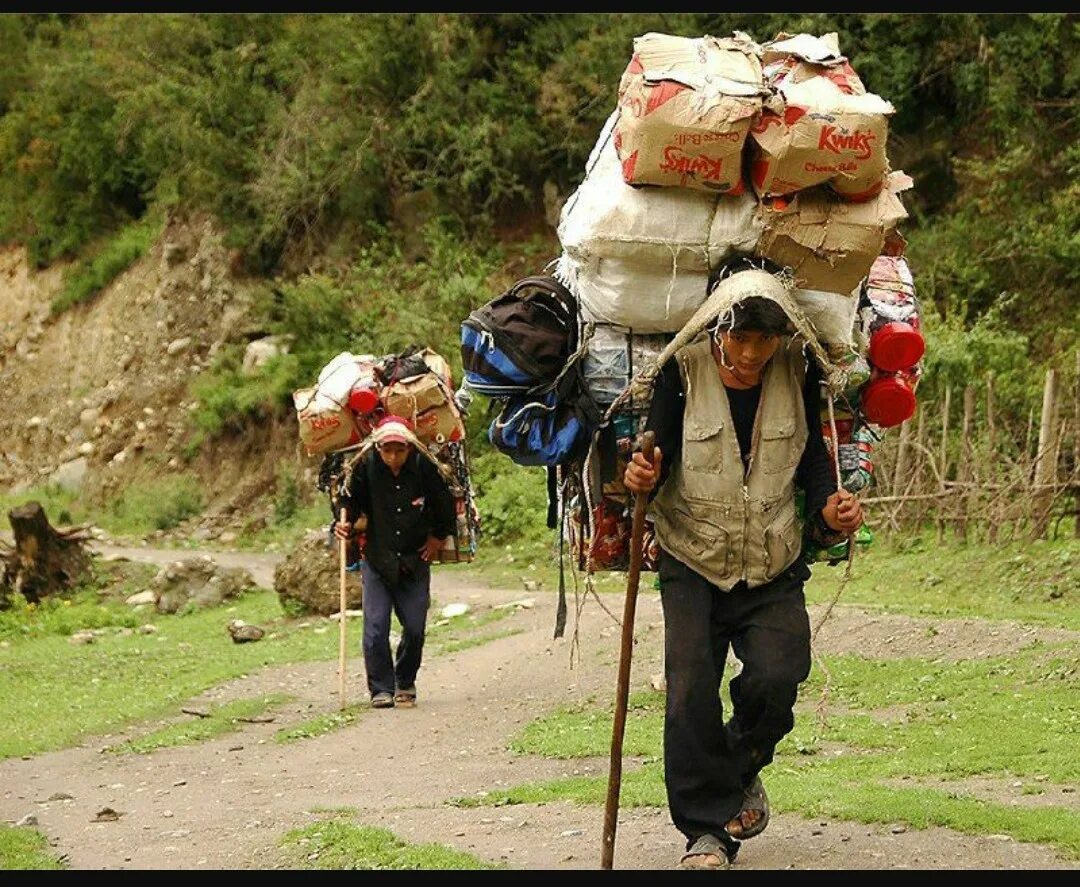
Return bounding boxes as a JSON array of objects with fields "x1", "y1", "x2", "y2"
[{"x1": 725, "y1": 808, "x2": 764, "y2": 839}]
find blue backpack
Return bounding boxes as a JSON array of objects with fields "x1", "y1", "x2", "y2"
[
  {"x1": 488, "y1": 386, "x2": 600, "y2": 468},
  {"x1": 461, "y1": 276, "x2": 578, "y2": 398}
]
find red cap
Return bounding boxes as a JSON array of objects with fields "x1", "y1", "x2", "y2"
[
  {"x1": 869, "y1": 322, "x2": 925, "y2": 373},
  {"x1": 861, "y1": 376, "x2": 916, "y2": 428},
  {"x1": 373, "y1": 415, "x2": 414, "y2": 446}
]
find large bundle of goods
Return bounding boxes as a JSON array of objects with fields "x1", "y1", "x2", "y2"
[
  {"x1": 294, "y1": 346, "x2": 478, "y2": 564},
  {"x1": 462, "y1": 27, "x2": 923, "y2": 587}
]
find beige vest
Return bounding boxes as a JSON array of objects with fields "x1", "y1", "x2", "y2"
[{"x1": 652, "y1": 335, "x2": 808, "y2": 590}]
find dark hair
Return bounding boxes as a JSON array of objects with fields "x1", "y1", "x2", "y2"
[{"x1": 706, "y1": 256, "x2": 792, "y2": 337}]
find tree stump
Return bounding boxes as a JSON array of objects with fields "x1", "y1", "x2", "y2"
[{"x1": 0, "y1": 502, "x2": 92, "y2": 606}]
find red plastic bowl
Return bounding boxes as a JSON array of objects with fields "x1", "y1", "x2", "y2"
[
  {"x1": 869, "y1": 322, "x2": 925, "y2": 372},
  {"x1": 861, "y1": 376, "x2": 916, "y2": 428}
]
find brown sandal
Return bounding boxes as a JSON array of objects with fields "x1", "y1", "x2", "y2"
[
  {"x1": 676, "y1": 834, "x2": 730, "y2": 870},
  {"x1": 394, "y1": 687, "x2": 417, "y2": 708},
  {"x1": 725, "y1": 776, "x2": 769, "y2": 839}
]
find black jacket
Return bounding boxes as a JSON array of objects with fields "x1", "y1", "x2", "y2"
[{"x1": 340, "y1": 449, "x2": 455, "y2": 585}]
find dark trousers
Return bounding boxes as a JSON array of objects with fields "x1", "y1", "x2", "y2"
[
  {"x1": 359, "y1": 561, "x2": 431, "y2": 698},
  {"x1": 658, "y1": 549, "x2": 812, "y2": 847}
]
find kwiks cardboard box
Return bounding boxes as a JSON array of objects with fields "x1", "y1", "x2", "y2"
[
  {"x1": 559, "y1": 112, "x2": 761, "y2": 272},
  {"x1": 294, "y1": 388, "x2": 363, "y2": 456},
  {"x1": 761, "y1": 32, "x2": 866, "y2": 95},
  {"x1": 755, "y1": 171, "x2": 912, "y2": 294},
  {"x1": 614, "y1": 32, "x2": 767, "y2": 193},
  {"x1": 751, "y1": 33, "x2": 893, "y2": 201}
]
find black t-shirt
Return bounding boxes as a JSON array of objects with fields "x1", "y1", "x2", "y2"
[{"x1": 645, "y1": 348, "x2": 837, "y2": 525}]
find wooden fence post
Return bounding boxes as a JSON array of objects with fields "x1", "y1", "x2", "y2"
[
  {"x1": 957, "y1": 384, "x2": 976, "y2": 542},
  {"x1": 986, "y1": 373, "x2": 1001, "y2": 544},
  {"x1": 1032, "y1": 369, "x2": 1060, "y2": 540},
  {"x1": 1075, "y1": 352, "x2": 1080, "y2": 539},
  {"x1": 886, "y1": 418, "x2": 912, "y2": 543},
  {"x1": 936, "y1": 387, "x2": 951, "y2": 545}
]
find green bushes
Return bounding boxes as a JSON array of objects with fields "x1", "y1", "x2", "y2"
[
  {"x1": 468, "y1": 451, "x2": 549, "y2": 546},
  {"x1": 104, "y1": 474, "x2": 204, "y2": 533},
  {"x1": 189, "y1": 223, "x2": 504, "y2": 441},
  {"x1": 50, "y1": 215, "x2": 160, "y2": 315}
]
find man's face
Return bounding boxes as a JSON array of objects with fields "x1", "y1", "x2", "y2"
[
  {"x1": 718, "y1": 329, "x2": 782, "y2": 378},
  {"x1": 377, "y1": 441, "x2": 411, "y2": 472}
]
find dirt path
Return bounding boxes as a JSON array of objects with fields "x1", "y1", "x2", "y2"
[{"x1": 1, "y1": 548, "x2": 1076, "y2": 870}]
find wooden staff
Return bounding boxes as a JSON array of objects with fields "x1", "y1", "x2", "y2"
[
  {"x1": 601, "y1": 430, "x2": 655, "y2": 870},
  {"x1": 338, "y1": 506, "x2": 348, "y2": 710}
]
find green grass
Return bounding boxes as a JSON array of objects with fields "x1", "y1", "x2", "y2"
[
  {"x1": 435, "y1": 627, "x2": 523, "y2": 657},
  {"x1": 279, "y1": 820, "x2": 500, "y2": 870},
  {"x1": 509, "y1": 690, "x2": 662, "y2": 761},
  {"x1": 0, "y1": 561, "x2": 525, "y2": 759},
  {"x1": 108, "y1": 693, "x2": 292, "y2": 754},
  {"x1": 0, "y1": 561, "x2": 156, "y2": 642},
  {"x1": 0, "y1": 488, "x2": 86, "y2": 531},
  {"x1": 275, "y1": 704, "x2": 366, "y2": 744},
  {"x1": 1, "y1": 474, "x2": 204, "y2": 538},
  {"x1": 0, "y1": 824, "x2": 66, "y2": 870},
  {"x1": 0, "y1": 588, "x2": 342, "y2": 759},
  {"x1": 465, "y1": 644, "x2": 1080, "y2": 857},
  {"x1": 102, "y1": 474, "x2": 204, "y2": 534},
  {"x1": 809, "y1": 535, "x2": 1080, "y2": 629},
  {"x1": 50, "y1": 216, "x2": 160, "y2": 316}
]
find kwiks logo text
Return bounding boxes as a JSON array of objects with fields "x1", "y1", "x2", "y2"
[
  {"x1": 818, "y1": 126, "x2": 875, "y2": 160},
  {"x1": 659, "y1": 146, "x2": 724, "y2": 180}
]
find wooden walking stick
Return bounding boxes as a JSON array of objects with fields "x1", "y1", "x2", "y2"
[
  {"x1": 601, "y1": 430, "x2": 655, "y2": 870},
  {"x1": 338, "y1": 507, "x2": 348, "y2": 711}
]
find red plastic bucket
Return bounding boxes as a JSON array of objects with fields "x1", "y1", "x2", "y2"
[
  {"x1": 348, "y1": 386, "x2": 380, "y2": 415},
  {"x1": 861, "y1": 375, "x2": 916, "y2": 427},
  {"x1": 869, "y1": 322, "x2": 925, "y2": 372}
]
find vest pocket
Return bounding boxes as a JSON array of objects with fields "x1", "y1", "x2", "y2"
[
  {"x1": 764, "y1": 506, "x2": 800, "y2": 579},
  {"x1": 683, "y1": 418, "x2": 724, "y2": 472},
  {"x1": 672, "y1": 506, "x2": 730, "y2": 577},
  {"x1": 759, "y1": 419, "x2": 803, "y2": 474}
]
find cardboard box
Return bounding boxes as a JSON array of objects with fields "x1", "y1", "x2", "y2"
[
  {"x1": 614, "y1": 32, "x2": 766, "y2": 193},
  {"x1": 755, "y1": 172, "x2": 912, "y2": 294},
  {"x1": 382, "y1": 373, "x2": 451, "y2": 421},
  {"x1": 761, "y1": 32, "x2": 866, "y2": 95},
  {"x1": 751, "y1": 75, "x2": 893, "y2": 200},
  {"x1": 411, "y1": 403, "x2": 465, "y2": 446},
  {"x1": 293, "y1": 388, "x2": 363, "y2": 456}
]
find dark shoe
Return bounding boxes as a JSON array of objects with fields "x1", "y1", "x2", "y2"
[
  {"x1": 394, "y1": 686, "x2": 417, "y2": 708},
  {"x1": 725, "y1": 775, "x2": 769, "y2": 839},
  {"x1": 371, "y1": 692, "x2": 395, "y2": 709},
  {"x1": 676, "y1": 833, "x2": 730, "y2": 870}
]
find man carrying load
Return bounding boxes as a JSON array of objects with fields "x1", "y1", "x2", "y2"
[{"x1": 623, "y1": 259, "x2": 864, "y2": 869}]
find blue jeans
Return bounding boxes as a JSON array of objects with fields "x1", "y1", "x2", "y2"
[{"x1": 359, "y1": 561, "x2": 431, "y2": 698}]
